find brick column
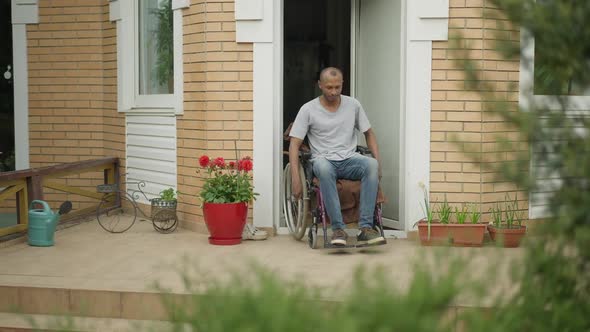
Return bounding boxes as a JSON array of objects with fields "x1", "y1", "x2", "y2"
[{"x1": 430, "y1": 0, "x2": 527, "y2": 221}]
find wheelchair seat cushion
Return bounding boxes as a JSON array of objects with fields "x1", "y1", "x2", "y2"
[{"x1": 312, "y1": 178, "x2": 386, "y2": 224}]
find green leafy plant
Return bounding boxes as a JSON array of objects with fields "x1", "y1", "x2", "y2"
[
  {"x1": 468, "y1": 204, "x2": 481, "y2": 224},
  {"x1": 436, "y1": 196, "x2": 453, "y2": 224},
  {"x1": 156, "y1": 262, "x2": 462, "y2": 332},
  {"x1": 418, "y1": 182, "x2": 435, "y2": 241},
  {"x1": 490, "y1": 202, "x2": 503, "y2": 227},
  {"x1": 454, "y1": 204, "x2": 469, "y2": 224},
  {"x1": 503, "y1": 193, "x2": 524, "y2": 228},
  {"x1": 419, "y1": 182, "x2": 434, "y2": 223},
  {"x1": 198, "y1": 155, "x2": 259, "y2": 204},
  {"x1": 159, "y1": 187, "x2": 178, "y2": 202}
]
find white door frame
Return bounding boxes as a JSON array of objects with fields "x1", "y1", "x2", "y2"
[
  {"x1": 237, "y1": 0, "x2": 449, "y2": 233},
  {"x1": 11, "y1": 0, "x2": 39, "y2": 170}
]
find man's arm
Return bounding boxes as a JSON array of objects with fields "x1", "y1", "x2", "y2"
[
  {"x1": 289, "y1": 137, "x2": 304, "y2": 199},
  {"x1": 363, "y1": 128, "x2": 382, "y2": 179}
]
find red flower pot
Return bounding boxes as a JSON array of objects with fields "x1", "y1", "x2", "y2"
[{"x1": 203, "y1": 202, "x2": 248, "y2": 245}]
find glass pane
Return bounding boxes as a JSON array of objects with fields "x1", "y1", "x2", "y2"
[
  {"x1": 533, "y1": 30, "x2": 590, "y2": 96},
  {"x1": 0, "y1": 0, "x2": 14, "y2": 171},
  {"x1": 139, "y1": 0, "x2": 173, "y2": 95}
]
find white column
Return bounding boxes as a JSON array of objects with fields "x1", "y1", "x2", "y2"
[
  {"x1": 252, "y1": 43, "x2": 274, "y2": 228},
  {"x1": 11, "y1": 0, "x2": 39, "y2": 170},
  {"x1": 12, "y1": 25, "x2": 29, "y2": 170},
  {"x1": 404, "y1": 41, "x2": 433, "y2": 230}
]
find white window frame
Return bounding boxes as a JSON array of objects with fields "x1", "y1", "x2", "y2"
[
  {"x1": 110, "y1": 0, "x2": 188, "y2": 114},
  {"x1": 519, "y1": 28, "x2": 590, "y2": 219}
]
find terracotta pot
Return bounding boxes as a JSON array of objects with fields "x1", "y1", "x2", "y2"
[
  {"x1": 203, "y1": 202, "x2": 248, "y2": 245},
  {"x1": 417, "y1": 220, "x2": 449, "y2": 246},
  {"x1": 417, "y1": 220, "x2": 487, "y2": 247},
  {"x1": 487, "y1": 224, "x2": 526, "y2": 248}
]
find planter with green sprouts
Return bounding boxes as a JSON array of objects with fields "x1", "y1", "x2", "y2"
[
  {"x1": 416, "y1": 184, "x2": 486, "y2": 247},
  {"x1": 487, "y1": 193, "x2": 527, "y2": 248}
]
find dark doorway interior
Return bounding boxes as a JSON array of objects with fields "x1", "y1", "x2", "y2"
[
  {"x1": 0, "y1": 1, "x2": 14, "y2": 172},
  {"x1": 283, "y1": 0, "x2": 351, "y2": 158}
]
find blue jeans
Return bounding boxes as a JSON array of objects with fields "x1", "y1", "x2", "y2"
[{"x1": 311, "y1": 154, "x2": 379, "y2": 230}]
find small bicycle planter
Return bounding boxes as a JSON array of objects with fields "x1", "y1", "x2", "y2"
[{"x1": 96, "y1": 181, "x2": 178, "y2": 234}]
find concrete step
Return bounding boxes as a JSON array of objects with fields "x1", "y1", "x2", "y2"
[
  {"x1": 0, "y1": 312, "x2": 173, "y2": 332},
  {"x1": 0, "y1": 284, "x2": 492, "y2": 332},
  {"x1": 0, "y1": 285, "x2": 189, "y2": 322}
]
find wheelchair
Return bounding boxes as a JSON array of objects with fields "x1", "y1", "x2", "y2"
[{"x1": 282, "y1": 145, "x2": 387, "y2": 249}]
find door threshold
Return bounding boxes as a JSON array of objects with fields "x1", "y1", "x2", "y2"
[{"x1": 383, "y1": 229, "x2": 407, "y2": 239}]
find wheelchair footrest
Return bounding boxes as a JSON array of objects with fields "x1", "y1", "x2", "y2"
[
  {"x1": 354, "y1": 240, "x2": 387, "y2": 248},
  {"x1": 322, "y1": 239, "x2": 387, "y2": 249}
]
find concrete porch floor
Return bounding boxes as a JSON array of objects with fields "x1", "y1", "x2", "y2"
[{"x1": 0, "y1": 216, "x2": 526, "y2": 330}]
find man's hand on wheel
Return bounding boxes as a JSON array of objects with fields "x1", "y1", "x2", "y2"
[{"x1": 292, "y1": 179, "x2": 302, "y2": 200}]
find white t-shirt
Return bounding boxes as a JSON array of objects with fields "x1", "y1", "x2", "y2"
[{"x1": 289, "y1": 95, "x2": 371, "y2": 161}]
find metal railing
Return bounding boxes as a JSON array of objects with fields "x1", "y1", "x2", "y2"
[{"x1": 0, "y1": 157, "x2": 120, "y2": 237}]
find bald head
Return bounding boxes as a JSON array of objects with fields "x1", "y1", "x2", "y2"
[
  {"x1": 319, "y1": 67, "x2": 343, "y2": 82},
  {"x1": 317, "y1": 67, "x2": 343, "y2": 104}
]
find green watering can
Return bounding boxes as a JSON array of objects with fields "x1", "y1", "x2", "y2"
[{"x1": 28, "y1": 200, "x2": 72, "y2": 247}]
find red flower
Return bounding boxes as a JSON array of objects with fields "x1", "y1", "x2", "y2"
[
  {"x1": 228, "y1": 161, "x2": 236, "y2": 169},
  {"x1": 213, "y1": 157, "x2": 225, "y2": 168},
  {"x1": 238, "y1": 158, "x2": 253, "y2": 172},
  {"x1": 199, "y1": 155, "x2": 210, "y2": 167}
]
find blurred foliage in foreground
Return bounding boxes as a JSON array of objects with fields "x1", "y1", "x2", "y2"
[
  {"x1": 24, "y1": 1, "x2": 589, "y2": 331},
  {"x1": 453, "y1": 0, "x2": 590, "y2": 331},
  {"x1": 162, "y1": 1, "x2": 589, "y2": 330},
  {"x1": 159, "y1": 260, "x2": 466, "y2": 332}
]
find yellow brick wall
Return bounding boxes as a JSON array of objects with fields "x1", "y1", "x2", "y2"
[
  {"x1": 177, "y1": 0, "x2": 254, "y2": 230},
  {"x1": 25, "y1": 0, "x2": 124, "y2": 211},
  {"x1": 430, "y1": 0, "x2": 528, "y2": 222}
]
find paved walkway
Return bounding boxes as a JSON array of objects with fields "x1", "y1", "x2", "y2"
[{"x1": 0, "y1": 217, "x2": 525, "y2": 307}]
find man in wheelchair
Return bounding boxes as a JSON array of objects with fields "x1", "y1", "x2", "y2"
[{"x1": 288, "y1": 67, "x2": 386, "y2": 247}]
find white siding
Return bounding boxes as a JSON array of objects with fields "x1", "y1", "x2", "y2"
[
  {"x1": 529, "y1": 114, "x2": 589, "y2": 218},
  {"x1": 529, "y1": 139, "x2": 561, "y2": 218},
  {"x1": 125, "y1": 113, "x2": 177, "y2": 204}
]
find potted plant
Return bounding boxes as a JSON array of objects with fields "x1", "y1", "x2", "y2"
[
  {"x1": 416, "y1": 183, "x2": 453, "y2": 245},
  {"x1": 416, "y1": 183, "x2": 486, "y2": 247},
  {"x1": 198, "y1": 155, "x2": 258, "y2": 245},
  {"x1": 487, "y1": 193, "x2": 527, "y2": 248},
  {"x1": 151, "y1": 187, "x2": 178, "y2": 213},
  {"x1": 445, "y1": 203, "x2": 486, "y2": 247}
]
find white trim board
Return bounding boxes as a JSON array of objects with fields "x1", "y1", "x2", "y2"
[
  {"x1": 11, "y1": 0, "x2": 39, "y2": 170},
  {"x1": 12, "y1": 25, "x2": 29, "y2": 170}
]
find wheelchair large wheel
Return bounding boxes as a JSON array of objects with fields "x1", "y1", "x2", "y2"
[{"x1": 283, "y1": 162, "x2": 309, "y2": 240}]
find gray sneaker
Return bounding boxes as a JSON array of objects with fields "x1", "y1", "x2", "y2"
[
  {"x1": 357, "y1": 227, "x2": 385, "y2": 245},
  {"x1": 330, "y1": 228, "x2": 348, "y2": 246}
]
